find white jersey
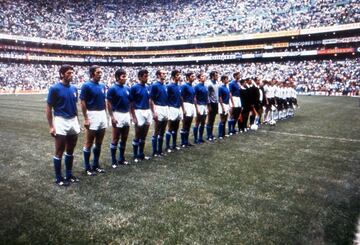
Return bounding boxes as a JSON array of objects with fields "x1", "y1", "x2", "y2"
[
  {"x1": 274, "y1": 85, "x2": 281, "y2": 98},
  {"x1": 263, "y1": 84, "x2": 274, "y2": 98}
]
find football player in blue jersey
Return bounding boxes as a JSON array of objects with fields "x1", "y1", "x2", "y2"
[
  {"x1": 193, "y1": 73, "x2": 209, "y2": 144},
  {"x1": 106, "y1": 69, "x2": 132, "y2": 168},
  {"x1": 228, "y1": 72, "x2": 242, "y2": 135},
  {"x1": 130, "y1": 69, "x2": 153, "y2": 163},
  {"x1": 205, "y1": 70, "x2": 220, "y2": 141},
  {"x1": 180, "y1": 71, "x2": 196, "y2": 147},
  {"x1": 46, "y1": 65, "x2": 80, "y2": 186},
  {"x1": 80, "y1": 65, "x2": 107, "y2": 176},
  {"x1": 218, "y1": 75, "x2": 231, "y2": 139},
  {"x1": 150, "y1": 70, "x2": 169, "y2": 157},
  {"x1": 165, "y1": 69, "x2": 183, "y2": 152}
]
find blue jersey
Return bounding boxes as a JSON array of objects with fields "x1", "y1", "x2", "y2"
[
  {"x1": 130, "y1": 83, "x2": 150, "y2": 110},
  {"x1": 167, "y1": 82, "x2": 182, "y2": 108},
  {"x1": 80, "y1": 81, "x2": 106, "y2": 111},
  {"x1": 229, "y1": 80, "x2": 241, "y2": 97},
  {"x1": 219, "y1": 85, "x2": 230, "y2": 104},
  {"x1": 194, "y1": 83, "x2": 208, "y2": 105},
  {"x1": 47, "y1": 82, "x2": 78, "y2": 119},
  {"x1": 106, "y1": 83, "x2": 132, "y2": 113},
  {"x1": 181, "y1": 82, "x2": 195, "y2": 104},
  {"x1": 150, "y1": 81, "x2": 168, "y2": 106}
]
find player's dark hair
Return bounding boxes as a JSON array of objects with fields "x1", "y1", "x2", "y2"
[
  {"x1": 138, "y1": 69, "x2": 149, "y2": 78},
  {"x1": 115, "y1": 69, "x2": 126, "y2": 81},
  {"x1": 209, "y1": 71, "x2": 218, "y2": 79},
  {"x1": 89, "y1": 65, "x2": 101, "y2": 78},
  {"x1": 59, "y1": 65, "x2": 74, "y2": 79},
  {"x1": 155, "y1": 70, "x2": 163, "y2": 78},
  {"x1": 185, "y1": 71, "x2": 194, "y2": 79},
  {"x1": 240, "y1": 79, "x2": 246, "y2": 85},
  {"x1": 197, "y1": 73, "x2": 204, "y2": 79},
  {"x1": 233, "y1": 72, "x2": 240, "y2": 78},
  {"x1": 221, "y1": 75, "x2": 228, "y2": 81},
  {"x1": 171, "y1": 69, "x2": 180, "y2": 78}
]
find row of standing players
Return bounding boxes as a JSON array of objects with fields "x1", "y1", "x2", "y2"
[{"x1": 46, "y1": 65, "x2": 298, "y2": 187}]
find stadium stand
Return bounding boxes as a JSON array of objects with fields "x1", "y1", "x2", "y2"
[
  {"x1": 1, "y1": 59, "x2": 359, "y2": 95},
  {"x1": 1, "y1": 0, "x2": 359, "y2": 42}
]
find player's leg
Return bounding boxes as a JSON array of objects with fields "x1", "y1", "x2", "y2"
[
  {"x1": 157, "y1": 119, "x2": 167, "y2": 155},
  {"x1": 193, "y1": 113, "x2": 201, "y2": 144},
  {"x1": 206, "y1": 104, "x2": 217, "y2": 140},
  {"x1": 152, "y1": 120, "x2": 160, "y2": 157},
  {"x1": 118, "y1": 125, "x2": 129, "y2": 164},
  {"x1": 110, "y1": 127, "x2": 121, "y2": 168},
  {"x1": 139, "y1": 123, "x2": 151, "y2": 160},
  {"x1": 172, "y1": 119, "x2": 180, "y2": 150},
  {"x1": 198, "y1": 114, "x2": 206, "y2": 143},
  {"x1": 83, "y1": 129, "x2": 96, "y2": 175},
  {"x1": 54, "y1": 135, "x2": 67, "y2": 185},
  {"x1": 165, "y1": 120, "x2": 173, "y2": 152},
  {"x1": 64, "y1": 134, "x2": 79, "y2": 182},
  {"x1": 132, "y1": 124, "x2": 141, "y2": 162},
  {"x1": 92, "y1": 128, "x2": 106, "y2": 173}
]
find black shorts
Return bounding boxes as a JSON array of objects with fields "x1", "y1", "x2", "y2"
[{"x1": 209, "y1": 103, "x2": 218, "y2": 116}]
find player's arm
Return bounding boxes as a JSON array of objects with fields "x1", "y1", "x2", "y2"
[
  {"x1": 194, "y1": 95, "x2": 200, "y2": 115},
  {"x1": 45, "y1": 104, "x2": 56, "y2": 137},
  {"x1": 80, "y1": 100, "x2": 90, "y2": 129},
  {"x1": 149, "y1": 86, "x2": 158, "y2": 121},
  {"x1": 149, "y1": 98, "x2": 157, "y2": 121},
  {"x1": 106, "y1": 99, "x2": 117, "y2": 127},
  {"x1": 219, "y1": 91, "x2": 225, "y2": 113},
  {"x1": 180, "y1": 86, "x2": 186, "y2": 117}
]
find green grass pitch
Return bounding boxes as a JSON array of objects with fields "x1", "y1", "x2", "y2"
[{"x1": 0, "y1": 95, "x2": 359, "y2": 244}]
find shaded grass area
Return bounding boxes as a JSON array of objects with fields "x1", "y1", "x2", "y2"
[{"x1": 0, "y1": 95, "x2": 359, "y2": 244}]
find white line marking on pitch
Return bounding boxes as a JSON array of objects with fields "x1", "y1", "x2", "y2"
[{"x1": 258, "y1": 130, "x2": 360, "y2": 143}]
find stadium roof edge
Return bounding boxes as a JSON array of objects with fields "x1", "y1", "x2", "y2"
[{"x1": 0, "y1": 23, "x2": 359, "y2": 48}]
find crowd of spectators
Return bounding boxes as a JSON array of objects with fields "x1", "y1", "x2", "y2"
[
  {"x1": 1, "y1": 59, "x2": 359, "y2": 95},
  {"x1": 1, "y1": 0, "x2": 359, "y2": 42}
]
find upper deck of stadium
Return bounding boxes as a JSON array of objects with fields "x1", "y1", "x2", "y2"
[{"x1": 1, "y1": 0, "x2": 359, "y2": 44}]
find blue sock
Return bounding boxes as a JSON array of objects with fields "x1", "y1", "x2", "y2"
[
  {"x1": 92, "y1": 145, "x2": 101, "y2": 169},
  {"x1": 206, "y1": 125, "x2": 211, "y2": 140},
  {"x1": 171, "y1": 131, "x2": 177, "y2": 148},
  {"x1": 210, "y1": 126, "x2": 214, "y2": 139},
  {"x1": 218, "y1": 122, "x2": 223, "y2": 138},
  {"x1": 193, "y1": 126, "x2": 199, "y2": 143},
  {"x1": 53, "y1": 156, "x2": 62, "y2": 182},
  {"x1": 132, "y1": 139, "x2": 139, "y2": 158},
  {"x1": 158, "y1": 135, "x2": 163, "y2": 154},
  {"x1": 228, "y1": 119, "x2": 234, "y2": 134},
  {"x1": 118, "y1": 141, "x2": 126, "y2": 162},
  {"x1": 222, "y1": 122, "x2": 226, "y2": 137},
  {"x1": 64, "y1": 153, "x2": 73, "y2": 179},
  {"x1": 180, "y1": 130, "x2": 186, "y2": 146},
  {"x1": 151, "y1": 135, "x2": 157, "y2": 155},
  {"x1": 185, "y1": 131, "x2": 189, "y2": 145},
  {"x1": 199, "y1": 125, "x2": 204, "y2": 142},
  {"x1": 165, "y1": 131, "x2": 171, "y2": 149},
  {"x1": 110, "y1": 143, "x2": 117, "y2": 165},
  {"x1": 83, "y1": 147, "x2": 91, "y2": 171},
  {"x1": 139, "y1": 140, "x2": 145, "y2": 159}
]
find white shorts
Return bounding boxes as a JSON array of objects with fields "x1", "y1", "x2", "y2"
[
  {"x1": 183, "y1": 102, "x2": 196, "y2": 118},
  {"x1": 168, "y1": 107, "x2": 183, "y2": 121},
  {"x1": 230, "y1": 96, "x2": 241, "y2": 108},
  {"x1": 88, "y1": 110, "x2": 108, "y2": 130},
  {"x1": 135, "y1": 109, "x2": 153, "y2": 126},
  {"x1": 113, "y1": 111, "x2": 131, "y2": 128},
  {"x1": 54, "y1": 116, "x2": 80, "y2": 136},
  {"x1": 218, "y1": 103, "x2": 230, "y2": 115},
  {"x1": 154, "y1": 105, "x2": 169, "y2": 121},
  {"x1": 196, "y1": 104, "x2": 208, "y2": 116}
]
